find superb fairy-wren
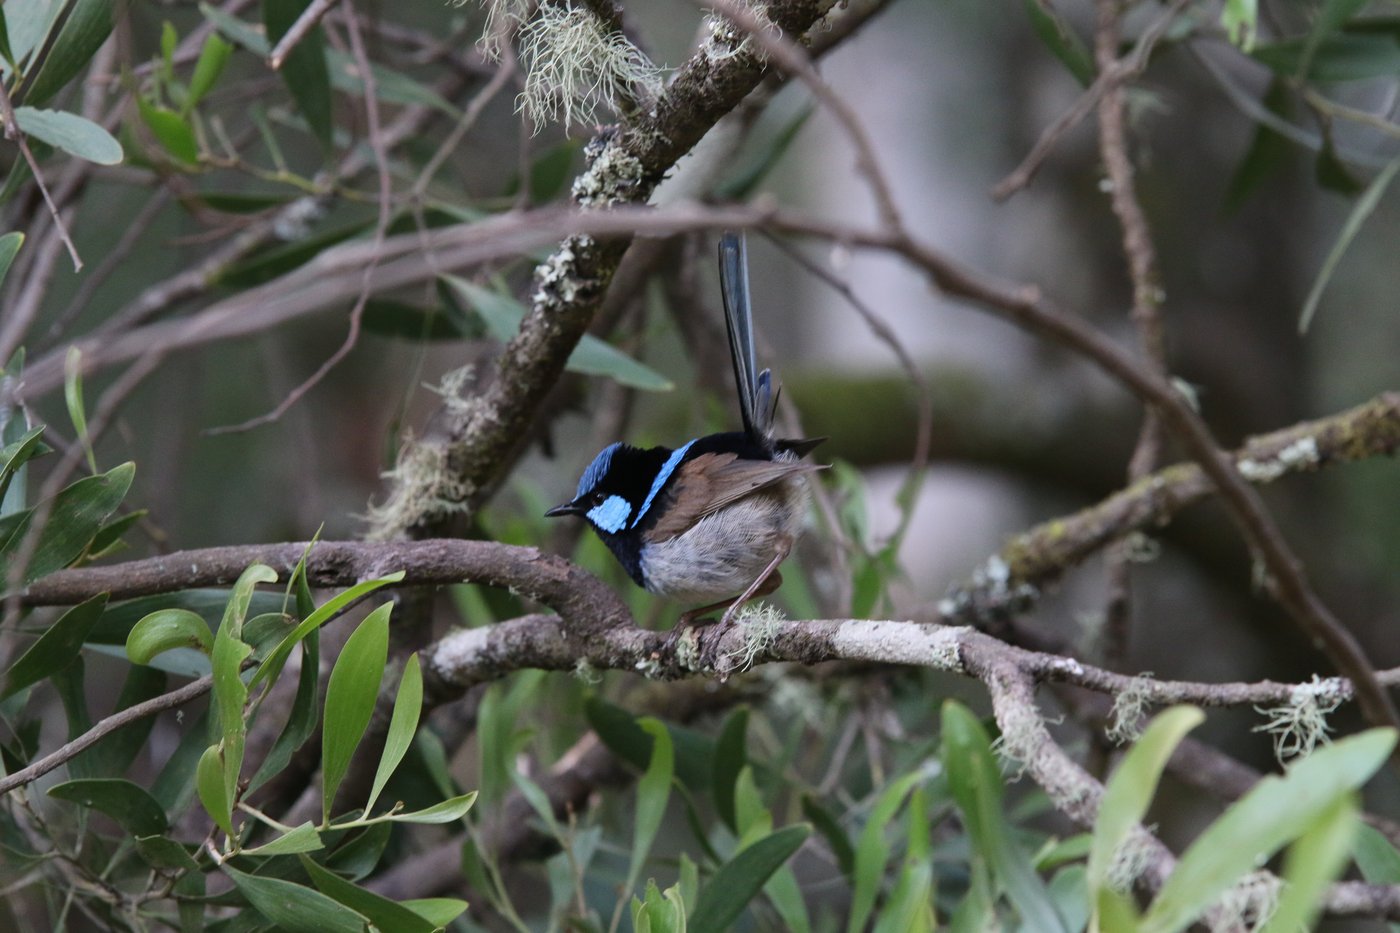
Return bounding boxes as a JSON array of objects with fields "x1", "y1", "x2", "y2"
[{"x1": 545, "y1": 232, "x2": 825, "y2": 625}]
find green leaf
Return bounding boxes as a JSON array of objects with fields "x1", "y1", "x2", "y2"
[
  {"x1": 387, "y1": 790, "x2": 478, "y2": 825},
  {"x1": 251, "y1": 571, "x2": 404, "y2": 689},
  {"x1": 402, "y1": 898, "x2": 469, "y2": 926},
  {"x1": 801, "y1": 794, "x2": 855, "y2": 878},
  {"x1": 1, "y1": 461, "x2": 133, "y2": 583},
  {"x1": 134, "y1": 834, "x2": 201, "y2": 870},
  {"x1": 362, "y1": 299, "x2": 475, "y2": 341},
  {"x1": 322, "y1": 602, "x2": 391, "y2": 822},
  {"x1": 201, "y1": 4, "x2": 269, "y2": 54},
  {"x1": 1088, "y1": 707, "x2": 1204, "y2": 896},
  {"x1": 584, "y1": 694, "x2": 652, "y2": 771},
  {"x1": 247, "y1": 605, "x2": 319, "y2": 793},
  {"x1": 713, "y1": 707, "x2": 748, "y2": 831},
  {"x1": 62, "y1": 347, "x2": 94, "y2": 473},
  {"x1": 127, "y1": 608, "x2": 215, "y2": 663},
  {"x1": 477, "y1": 670, "x2": 545, "y2": 805},
  {"x1": 365, "y1": 653, "x2": 422, "y2": 815},
  {"x1": 263, "y1": 0, "x2": 332, "y2": 147},
  {"x1": 300, "y1": 855, "x2": 437, "y2": 933},
  {"x1": 222, "y1": 864, "x2": 368, "y2": 933},
  {"x1": 504, "y1": 141, "x2": 579, "y2": 204},
  {"x1": 1254, "y1": 32, "x2": 1400, "y2": 82},
  {"x1": 326, "y1": 821, "x2": 393, "y2": 880},
  {"x1": 47, "y1": 777, "x2": 168, "y2": 836},
  {"x1": 241, "y1": 821, "x2": 324, "y2": 856},
  {"x1": 196, "y1": 744, "x2": 234, "y2": 836},
  {"x1": 1140, "y1": 727, "x2": 1397, "y2": 933},
  {"x1": 689, "y1": 825, "x2": 811, "y2": 933},
  {"x1": 186, "y1": 32, "x2": 233, "y2": 112},
  {"x1": 443, "y1": 276, "x2": 674, "y2": 391},
  {"x1": 1299, "y1": 155, "x2": 1400, "y2": 333},
  {"x1": 327, "y1": 52, "x2": 460, "y2": 117},
  {"x1": 1259, "y1": 795, "x2": 1359, "y2": 933},
  {"x1": 137, "y1": 97, "x2": 200, "y2": 165},
  {"x1": 1296, "y1": 0, "x2": 1371, "y2": 79},
  {"x1": 0, "y1": 424, "x2": 44, "y2": 517},
  {"x1": 210, "y1": 564, "x2": 275, "y2": 814},
  {"x1": 848, "y1": 770, "x2": 922, "y2": 933},
  {"x1": 941, "y1": 701, "x2": 1068, "y2": 933},
  {"x1": 18, "y1": 0, "x2": 114, "y2": 107},
  {"x1": 86, "y1": 508, "x2": 145, "y2": 560},
  {"x1": 0, "y1": 9, "x2": 14, "y2": 69},
  {"x1": 622, "y1": 719, "x2": 674, "y2": 902},
  {"x1": 716, "y1": 104, "x2": 814, "y2": 201},
  {"x1": 1, "y1": 593, "x2": 107, "y2": 698},
  {"x1": 0, "y1": 232, "x2": 24, "y2": 293},
  {"x1": 1355, "y1": 823, "x2": 1400, "y2": 881},
  {"x1": 1024, "y1": 0, "x2": 1094, "y2": 86},
  {"x1": 1221, "y1": 0, "x2": 1258, "y2": 51}
]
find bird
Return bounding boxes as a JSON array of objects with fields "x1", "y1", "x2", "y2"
[{"x1": 545, "y1": 232, "x2": 825, "y2": 626}]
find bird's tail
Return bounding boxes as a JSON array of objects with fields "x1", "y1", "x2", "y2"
[{"x1": 719, "y1": 232, "x2": 776, "y2": 448}]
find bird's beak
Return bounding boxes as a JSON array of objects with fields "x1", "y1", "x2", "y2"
[{"x1": 544, "y1": 500, "x2": 583, "y2": 518}]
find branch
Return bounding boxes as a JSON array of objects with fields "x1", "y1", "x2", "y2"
[
  {"x1": 942, "y1": 391, "x2": 1400, "y2": 620},
  {"x1": 0, "y1": 676, "x2": 212, "y2": 797},
  {"x1": 23, "y1": 539, "x2": 630, "y2": 634}
]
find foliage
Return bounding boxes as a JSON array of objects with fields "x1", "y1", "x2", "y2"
[{"x1": 2, "y1": 0, "x2": 1400, "y2": 929}]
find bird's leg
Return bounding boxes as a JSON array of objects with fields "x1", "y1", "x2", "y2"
[{"x1": 718, "y1": 536, "x2": 792, "y2": 626}]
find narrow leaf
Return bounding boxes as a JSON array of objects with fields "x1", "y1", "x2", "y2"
[
  {"x1": 1088, "y1": 707, "x2": 1204, "y2": 894},
  {"x1": 1300, "y1": 155, "x2": 1400, "y2": 333},
  {"x1": 186, "y1": 33, "x2": 233, "y2": 112},
  {"x1": 622, "y1": 718, "x2": 674, "y2": 902},
  {"x1": 18, "y1": 0, "x2": 114, "y2": 107},
  {"x1": 196, "y1": 744, "x2": 233, "y2": 836},
  {"x1": 263, "y1": 0, "x2": 332, "y2": 147},
  {"x1": 941, "y1": 701, "x2": 1068, "y2": 933},
  {"x1": 1, "y1": 593, "x2": 107, "y2": 699},
  {"x1": 137, "y1": 97, "x2": 200, "y2": 165},
  {"x1": 241, "y1": 821, "x2": 324, "y2": 856},
  {"x1": 223, "y1": 864, "x2": 367, "y2": 933},
  {"x1": 365, "y1": 653, "x2": 422, "y2": 814},
  {"x1": 0, "y1": 232, "x2": 24, "y2": 293},
  {"x1": 300, "y1": 855, "x2": 437, "y2": 933},
  {"x1": 47, "y1": 777, "x2": 168, "y2": 836},
  {"x1": 444, "y1": 276, "x2": 673, "y2": 391},
  {"x1": 713, "y1": 707, "x2": 748, "y2": 831},
  {"x1": 388, "y1": 790, "x2": 478, "y2": 825},
  {"x1": 251, "y1": 571, "x2": 403, "y2": 689},
  {"x1": 322, "y1": 603, "x2": 391, "y2": 822},
  {"x1": 1259, "y1": 795, "x2": 1359, "y2": 933},
  {"x1": 1, "y1": 461, "x2": 133, "y2": 583},
  {"x1": 1141, "y1": 728, "x2": 1396, "y2": 933},
  {"x1": 689, "y1": 825, "x2": 810, "y2": 933},
  {"x1": 14, "y1": 106, "x2": 122, "y2": 165}
]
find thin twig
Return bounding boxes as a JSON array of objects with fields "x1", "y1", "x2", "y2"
[
  {"x1": 991, "y1": 0, "x2": 1192, "y2": 201},
  {"x1": 1093, "y1": 0, "x2": 1169, "y2": 672},
  {"x1": 702, "y1": 0, "x2": 904, "y2": 235},
  {"x1": 0, "y1": 676, "x2": 212, "y2": 797},
  {"x1": 205, "y1": 3, "x2": 398, "y2": 436},
  {"x1": 268, "y1": 0, "x2": 342, "y2": 70},
  {"x1": 0, "y1": 62, "x2": 82, "y2": 273}
]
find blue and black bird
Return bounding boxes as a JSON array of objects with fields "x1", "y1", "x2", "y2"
[{"x1": 545, "y1": 233, "x2": 825, "y2": 624}]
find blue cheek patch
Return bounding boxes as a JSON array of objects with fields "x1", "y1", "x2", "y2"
[
  {"x1": 633, "y1": 439, "x2": 696, "y2": 528},
  {"x1": 587, "y1": 495, "x2": 633, "y2": 533}
]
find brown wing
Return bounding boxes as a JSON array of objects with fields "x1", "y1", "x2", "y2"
[{"x1": 649, "y1": 452, "x2": 823, "y2": 539}]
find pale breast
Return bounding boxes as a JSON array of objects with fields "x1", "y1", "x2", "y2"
[{"x1": 639, "y1": 473, "x2": 810, "y2": 604}]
